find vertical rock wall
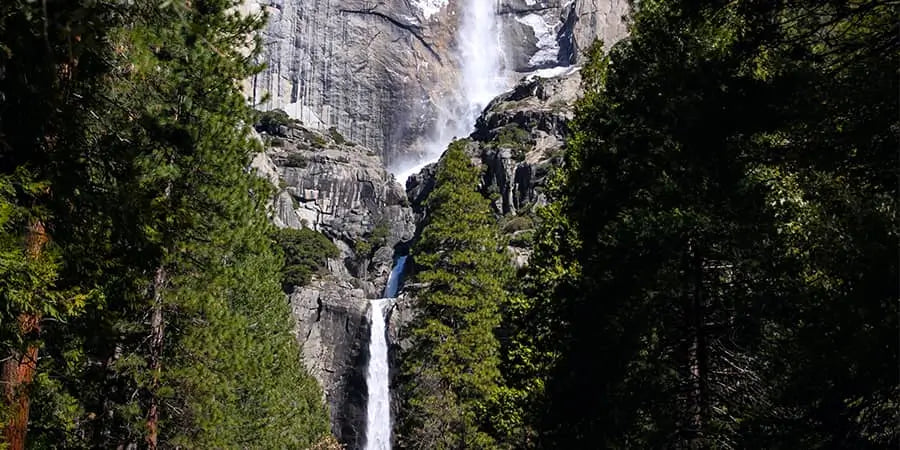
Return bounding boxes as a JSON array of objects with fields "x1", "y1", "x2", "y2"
[
  {"x1": 249, "y1": 0, "x2": 460, "y2": 166},
  {"x1": 249, "y1": 1, "x2": 631, "y2": 447},
  {"x1": 249, "y1": 0, "x2": 629, "y2": 164}
]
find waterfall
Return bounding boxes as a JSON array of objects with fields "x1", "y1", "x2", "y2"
[
  {"x1": 382, "y1": 255, "x2": 408, "y2": 298},
  {"x1": 364, "y1": 299, "x2": 391, "y2": 450},
  {"x1": 364, "y1": 256, "x2": 407, "y2": 450},
  {"x1": 458, "y1": 0, "x2": 506, "y2": 123},
  {"x1": 393, "y1": 0, "x2": 507, "y2": 184}
]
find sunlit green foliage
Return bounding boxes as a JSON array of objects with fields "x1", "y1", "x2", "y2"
[
  {"x1": 398, "y1": 141, "x2": 515, "y2": 449},
  {"x1": 276, "y1": 227, "x2": 339, "y2": 289}
]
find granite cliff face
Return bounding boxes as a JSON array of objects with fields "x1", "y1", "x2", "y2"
[
  {"x1": 248, "y1": 0, "x2": 628, "y2": 164},
  {"x1": 248, "y1": 1, "x2": 630, "y2": 446},
  {"x1": 248, "y1": 0, "x2": 460, "y2": 166},
  {"x1": 252, "y1": 121, "x2": 414, "y2": 447}
]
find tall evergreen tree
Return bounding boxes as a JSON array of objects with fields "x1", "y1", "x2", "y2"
[
  {"x1": 398, "y1": 141, "x2": 513, "y2": 449},
  {"x1": 0, "y1": 2, "x2": 121, "y2": 447},
  {"x1": 3, "y1": 1, "x2": 331, "y2": 447},
  {"x1": 526, "y1": 0, "x2": 898, "y2": 447}
]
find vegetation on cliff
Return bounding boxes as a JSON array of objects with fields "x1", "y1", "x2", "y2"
[
  {"x1": 0, "y1": 1, "x2": 329, "y2": 448},
  {"x1": 276, "y1": 227, "x2": 340, "y2": 290}
]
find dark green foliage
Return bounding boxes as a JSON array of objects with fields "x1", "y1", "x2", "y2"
[
  {"x1": 354, "y1": 221, "x2": 390, "y2": 259},
  {"x1": 276, "y1": 227, "x2": 339, "y2": 289},
  {"x1": 398, "y1": 141, "x2": 514, "y2": 449},
  {"x1": 255, "y1": 108, "x2": 296, "y2": 136},
  {"x1": 301, "y1": 129, "x2": 329, "y2": 149},
  {"x1": 508, "y1": 230, "x2": 534, "y2": 248},
  {"x1": 493, "y1": 126, "x2": 531, "y2": 162},
  {"x1": 328, "y1": 127, "x2": 347, "y2": 145},
  {"x1": 523, "y1": 0, "x2": 899, "y2": 448},
  {"x1": 500, "y1": 215, "x2": 533, "y2": 234},
  {"x1": 1, "y1": 1, "x2": 331, "y2": 448}
]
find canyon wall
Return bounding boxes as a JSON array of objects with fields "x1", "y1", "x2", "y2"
[{"x1": 248, "y1": 0, "x2": 629, "y2": 165}]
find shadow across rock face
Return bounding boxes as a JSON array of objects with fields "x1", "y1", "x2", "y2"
[{"x1": 290, "y1": 279, "x2": 370, "y2": 448}]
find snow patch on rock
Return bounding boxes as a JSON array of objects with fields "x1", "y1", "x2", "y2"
[
  {"x1": 413, "y1": 0, "x2": 449, "y2": 19},
  {"x1": 524, "y1": 65, "x2": 579, "y2": 81},
  {"x1": 515, "y1": 12, "x2": 560, "y2": 67}
]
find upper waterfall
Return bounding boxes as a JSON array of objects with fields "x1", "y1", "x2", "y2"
[
  {"x1": 458, "y1": 0, "x2": 507, "y2": 123},
  {"x1": 393, "y1": 0, "x2": 508, "y2": 185}
]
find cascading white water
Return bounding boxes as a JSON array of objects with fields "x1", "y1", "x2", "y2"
[
  {"x1": 457, "y1": 0, "x2": 506, "y2": 122},
  {"x1": 364, "y1": 256, "x2": 407, "y2": 450},
  {"x1": 393, "y1": 0, "x2": 508, "y2": 184},
  {"x1": 364, "y1": 299, "x2": 391, "y2": 450}
]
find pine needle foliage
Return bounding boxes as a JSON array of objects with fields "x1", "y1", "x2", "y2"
[
  {"x1": 1, "y1": 1, "x2": 331, "y2": 448},
  {"x1": 398, "y1": 141, "x2": 514, "y2": 449},
  {"x1": 525, "y1": 0, "x2": 898, "y2": 448}
]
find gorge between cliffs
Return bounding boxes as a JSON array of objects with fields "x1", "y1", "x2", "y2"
[{"x1": 254, "y1": 0, "x2": 627, "y2": 447}]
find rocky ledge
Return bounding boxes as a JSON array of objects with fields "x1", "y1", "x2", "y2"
[{"x1": 405, "y1": 69, "x2": 582, "y2": 268}]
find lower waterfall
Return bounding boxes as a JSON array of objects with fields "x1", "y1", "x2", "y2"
[{"x1": 364, "y1": 256, "x2": 407, "y2": 450}]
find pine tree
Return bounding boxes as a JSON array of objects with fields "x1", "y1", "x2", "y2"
[
  {"x1": 398, "y1": 141, "x2": 513, "y2": 449},
  {"x1": 2, "y1": 1, "x2": 331, "y2": 447},
  {"x1": 64, "y1": 1, "x2": 331, "y2": 446},
  {"x1": 527, "y1": 0, "x2": 898, "y2": 447},
  {"x1": 0, "y1": 2, "x2": 120, "y2": 447}
]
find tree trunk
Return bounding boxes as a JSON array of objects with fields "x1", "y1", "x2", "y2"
[
  {"x1": 2, "y1": 220, "x2": 48, "y2": 450},
  {"x1": 146, "y1": 265, "x2": 166, "y2": 450},
  {"x1": 685, "y1": 241, "x2": 708, "y2": 447}
]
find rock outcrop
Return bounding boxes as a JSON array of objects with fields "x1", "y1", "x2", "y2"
[
  {"x1": 254, "y1": 122, "x2": 415, "y2": 448},
  {"x1": 248, "y1": 0, "x2": 628, "y2": 163},
  {"x1": 474, "y1": 69, "x2": 582, "y2": 215},
  {"x1": 406, "y1": 69, "x2": 580, "y2": 214},
  {"x1": 264, "y1": 123, "x2": 415, "y2": 291},
  {"x1": 290, "y1": 276, "x2": 370, "y2": 449},
  {"x1": 402, "y1": 69, "x2": 582, "y2": 274}
]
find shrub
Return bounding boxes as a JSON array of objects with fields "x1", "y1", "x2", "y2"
[
  {"x1": 301, "y1": 129, "x2": 328, "y2": 148},
  {"x1": 509, "y1": 230, "x2": 535, "y2": 247},
  {"x1": 354, "y1": 221, "x2": 391, "y2": 258},
  {"x1": 328, "y1": 127, "x2": 347, "y2": 145},
  {"x1": 512, "y1": 147, "x2": 526, "y2": 162},
  {"x1": 275, "y1": 227, "x2": 339, "y2": 290},
  {"x1": 256, "y1": 109, "x2": 296, "y2": 136}
]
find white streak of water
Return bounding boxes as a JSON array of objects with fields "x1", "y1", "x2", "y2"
[
  {"x1": 364, "y1": 299, "x2": 392, "y2": 450},
  {"x1": 392, "y1": 0, "x2": 508, "y2": 185},
  {"x1": 364, "y1": 256, "x2": 407, "y2": 450}
]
